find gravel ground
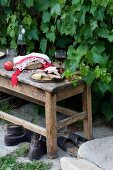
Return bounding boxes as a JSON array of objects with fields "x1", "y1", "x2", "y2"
[{"x1": 0, "y1": 103, "x2": 113, "y2": 170}]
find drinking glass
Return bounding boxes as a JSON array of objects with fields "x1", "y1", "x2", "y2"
[
  {"x1": 55, "y1": 50, "x2": 66, "y2": 67},
  {"x1": 6, "y1": 49, "x2": 17, "y2": 58}
]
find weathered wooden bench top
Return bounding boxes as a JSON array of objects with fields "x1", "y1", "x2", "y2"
[{"x1": 0, "y1": 56, "x2": 83, "y2": 92}]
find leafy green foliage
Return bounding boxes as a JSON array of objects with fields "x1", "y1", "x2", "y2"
[{"x1": 0, "y1": 0, "x2": 113, "y2": 120}]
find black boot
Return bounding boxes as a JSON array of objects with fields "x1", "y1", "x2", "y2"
[
  {"x1": 28, "y1": 133, "x2": 47, "y2": 160},
  {"x1": 4, "y1": 124, "x2": 32, "y2": 146}
]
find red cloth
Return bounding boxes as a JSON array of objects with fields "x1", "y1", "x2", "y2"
[
  {"x1": 11, "y1": 69, "x2": 22, "y2": 86},
  {"x1": 11, "y1": 63, "x2": 52, "y2": 87}
]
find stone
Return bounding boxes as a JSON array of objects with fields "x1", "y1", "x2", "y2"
[
  {"x1": 78, "y1": 136, "x2": 113, "y2": 170},
  {"x1": 60, "y1": 157, "x2": 101, "y2": 170}
]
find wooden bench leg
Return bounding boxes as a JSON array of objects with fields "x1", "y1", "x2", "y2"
[
  {"x1": 45, "y1": 92, "x2": 57, "y2": 159},
  {"x1": 82, "y1": 85, "x2": 93, "y2": 139}
]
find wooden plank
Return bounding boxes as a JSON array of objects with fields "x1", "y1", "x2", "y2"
[
  {"x1": 58, "y1": 111, "x2": 87, "y2": 129},
  {"x1": 45, "y1": 92, "x2": 57, "y2": 159},
  {"x1": 0, "y1": 111, "x2": 46, "y2": 136},
  {"x1": 56, "y1": 84, "x2": 85, "y2": 101},
  {"x1": 83, "y1": 85, "x2": 93, "y2": 139},
  {"x1": 56, "y1": 105, "x2": 81, "y2": 116},
  {"x1": 0, "y1": 76, "x2": 45, "y2": 102}
]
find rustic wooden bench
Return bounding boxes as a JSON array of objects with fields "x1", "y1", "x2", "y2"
[{"x1": 0, "y1": 56, "x2": 92, "y2": 159}]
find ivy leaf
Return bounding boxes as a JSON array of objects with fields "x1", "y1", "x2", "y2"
[
  {"x1": 51, "y1": 4, "x2": 61, "y2": 15},
  {"x1": 10, "y1": 39, "x2": 16, "y2": 49},
  {"x1": 28, "y1": 29, "x2": 39, "y2": 40},
  {"x1": 39, "y1": 38, "x2": 47, "y2": 53},
  {"x1": 23, "y1": 15, "x2": 32, "y2": 26},
  {"x1": 90, "y1": 20, "x2": 98, "y2": 30},
  {"x1": 98, "y1": 81, "x2": 109, "y2": 94},
  {"x1": 42, "y1": 11, "x2": 51, "y2": 23},
  {"x1": 80, "y1": 64, "x2": 89, "y2": 76},
  {"x1": 34, "y1": 0, "x2": 50, "y2": 12},
  {"x1": 90, "y1": 5, "x2": 97, "y2": 15},
  {"x1": 46, "y1": 32, "x2": 55, "y2": 42},
  {"x1": 72, "y1": 0, "x2": 83, "y2": 5},
  {"x1": 96, "y1": 7, "x2": 105, "y2": 21},
  {"x1": 94, "y1": 41, "x2": 105, "y2": 53},
  {"x1": 83, "y1": 25, "x2": 92, "y2": 39},
  {"x1": 91, "y1": 47, "x2": 103, "y2": 64},
  {"x1": 108, "y1": 34, "x2": 113, "y2": 42},
  {"x1": 41, "y1": 23, "x2": 49, "y2": 33},
  {"x1": 0, "y1": 37, "x2": 6, "y2": 45},
  {"x1": 0, "y1": 0, "x2": 9, "y2": 6},
  {"x1": 24, "y1": 0, "x2": 33, "y2": 8},
  {"x1": 83, "y1": 69, "x2": 95, "y2": 85},
  {"x1": 97, "y1": 28, "x2": 108, "y2": 39},
  {"x1": 94, "y1": 66, "x2": 101, "y2": 78},
  {"x1": 67, "y1": 45, "x2": 76, "y2": 59},
  {"x1": 78, "y1": 11, "x2": 86, "y2": 25}
]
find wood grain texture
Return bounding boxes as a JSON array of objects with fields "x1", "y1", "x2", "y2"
[
  {"x1": 83, "y1": 85, "x2": 93, "y2": 139},
  {"x1": 0, "y1": 111, "x2": 46, "y2": 136},
  {"x1": 45, "y1": 92, "x2": 57, "y2": 159},
  {"x1": 56, "y1": 84, "x2": 85, "y2": 101},
  {"x1": 58, "y1": 111, "x2": 87, "y2": 129},
  {"x1": 0, "y1": 76, "x2": 45, "y2": 102}
]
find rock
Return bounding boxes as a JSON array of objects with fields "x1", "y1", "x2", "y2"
[
  {"x1": 60, "y1": 157, "x2": 101, "y2": 170},
  {"x1": 78, "y1": 136, "x2": 113, "y2": 170}
]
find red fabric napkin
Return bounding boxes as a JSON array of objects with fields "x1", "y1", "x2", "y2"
[
  {"x1": 11, "y1": 63, "x2": 52, "y2": 87},
  {"x1": 11, "y1": 69, "x2": 22, "y2": 86}
]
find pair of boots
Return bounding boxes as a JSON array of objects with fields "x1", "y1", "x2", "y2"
[{"x1": 4, "y1": 124, "x2": 47, "y2": 160}]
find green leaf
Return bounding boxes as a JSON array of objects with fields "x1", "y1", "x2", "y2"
[
  {"x1": 90, "y1": 5, "x2": 97, "y2": 15},
  {"x1": 0, "y1": 37, "x2": 6, "y2": 45},
  {"x1": 42, "y1": 11, "x2": 51, "y2": 23},
  {"x1": 41, "y1": 23, "x2": 49, "y2": 33},
  {"x1": 91, "y1": 47, "x2": 103, "y2": 64},
  {"x1": 94, "y1": 41, "x2": 105, "y2": 53},
  {"x1": 72, "y1": 0, "x2": 83, "y2": 5},
  {"x1": 90, "y1": 20, "x2": 98, "y2": 30},
  {"x1": 108, "y1": 34, "x2": 113, "y2": 42},
  {"x1": 0, "y1": 0, "x2": 9, "y2": 6},
  {"x1": 29, "y1": 29, "x2": 39, "y2": 40},
  {"x1": 46, "y1": 32, "x2": 55, "y2": 42},
  {"x1": 34, "y1": 0, "x2": 50, "y2": 12},
  {"x1": 60, "y1": 13, "x2": 76, "y2": 35},
  {"x1": 78, "y1": 11, "x2": 86, "y2": 25},
  {"x1": 83, "y1": 25, "x2": 92, "y2": 39},
  {"x1": 10, "y1": 39, "x2": 16, "y2": 49},
  {"x1": 23, "y1": 0, "x2": 33, "y2": 8},
  {"x1": 51, "y1": 4, "x2": 61, "y2": 15},
  {"x1": 39, "y1": 38, "x2": 47, "y2": 53},
  {"x1": 98, "y1": 81, "x2": 109, "y2": 94},
  {"x1": 23, "y1": 15, "x2": 32, "y2": 26},
  {"x1": 96, "y1": 7, "x2": 105, "y2": 21},
  {"x1": 80, "y1": 64, "x2": 89, "y2": 76},
  {"x1": 83, "y1": 69, "x2": 95, "y2": 85},
  {"x1": 95, "y1": 27, "x2": 108, "y2": 38},
  {"x1": 94, "y1": 66, "x2": 101, "y2": 78}
]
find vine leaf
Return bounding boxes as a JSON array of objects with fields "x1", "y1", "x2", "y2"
[
  {"x1": 42, "y1": 11, "x2": 51, "y2": 23},
  {"x1": 29, "y1": 29, "x2": 39, "y2": 40},
  {"x1": 46, "y1": 32, "x2": 55, "y2": 42},
  {"x1": 24, "y1": 0, "x2": 33, "y2": 8},
  {"x1": 51, "y1": 4, "x2": 61, "y2": 15},
  {"x1": 39, "y1": 38, "x2": 47, "y2": 53}
]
